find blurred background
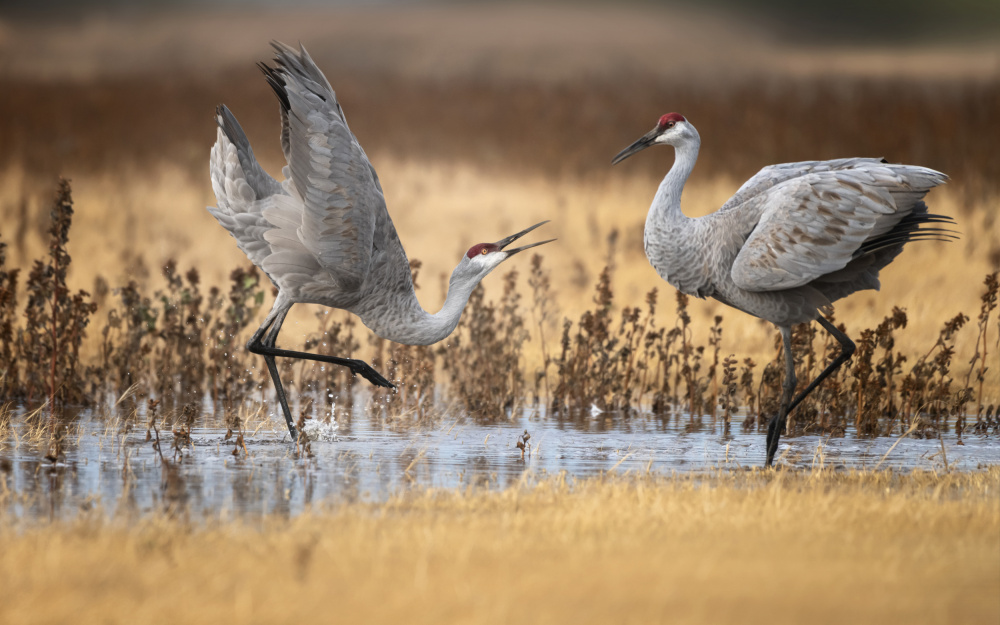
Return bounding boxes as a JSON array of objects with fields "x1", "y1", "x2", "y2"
[{"x1": 1, "y1": 0, "x2": 998, "y2": 368}]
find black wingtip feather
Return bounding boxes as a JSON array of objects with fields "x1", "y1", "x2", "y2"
[
  {"x1": 266, "y1": 41, "x2": 328, "y2": 103},
  {"x1": 912, "y1": 213, "x2": 957, "y2": 225},
  {"x1": 257, "y1": 61, "x2": 290, "y2": 112},
  {"x1": 856, "y1": 229, "x2": 960, "y2": 258},
  {"x1": 853, "y1": 206, "x2": 960, "y2": 259},
  {"x1": 215, "y1": 103, "x2": 249, "y2": 149}
]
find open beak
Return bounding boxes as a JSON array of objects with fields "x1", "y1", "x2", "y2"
[
  {"x1": 493, "y1": 221, "x2": 556, "y2": 256},
  {"x1": 611, "y1": 128, "x2": 658, "y2": 165}
]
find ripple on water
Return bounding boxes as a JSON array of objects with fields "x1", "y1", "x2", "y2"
[{"x1": 1, "y1": 401, "x2": 997, "y2": 521}]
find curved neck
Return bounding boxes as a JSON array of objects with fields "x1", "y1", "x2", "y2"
[
  {"x1": 422, "y1": 277, "x2": 479, "y2": 343},
  {"x1": 649, "y1": 136, "x2": 700, "y2": 228},
  {"x1": 357, "y1": 273, "x2": 480, "y2": 346},
  {"x1": 642, "y1": 133, "x2": 707, "y2": 296}
]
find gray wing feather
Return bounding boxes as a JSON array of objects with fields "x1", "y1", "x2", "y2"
[
  {"x1": 267, "y1": 42, "x2": 383, "y2": 294},
  {"x1": 729, "y1": 162, "x2": 947, "y2": 292},
  {"x1": 210, "y1": 106, "x2": 325, "y2": 294},
  {"x1": 719, "y1": 157, "x2": 891, "y2": 214},
  {"x1": 216, "y1": 105, "x2": 284, "y2": 199},
  {"x1": 208, "y1": 121, "x2": 276, "y2": 270},
  {"x1": 211, "y1": 43, "x2": 413, "y2": 306}
]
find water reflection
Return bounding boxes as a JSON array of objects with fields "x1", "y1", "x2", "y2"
[{"x1": 0, "y1": 400, "x2": 997, "y2": 521}]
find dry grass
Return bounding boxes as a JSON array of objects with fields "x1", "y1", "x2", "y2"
[
  {"x1": 2, "y1": 163, "x2": 995, "y2": 399},
  {"x1": 0, "y1": 468, "x2": 996, "y2": 625}
]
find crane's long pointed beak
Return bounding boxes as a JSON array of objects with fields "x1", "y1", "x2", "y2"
[
  {"x1": 505, "y1": 238, "x2": 556, "y2": 257},
  {"x1": 612, "y1": 130, "x2": 657, "y2": 165},
  {"x1": 493, "y1": 221, "x2": 554, "y2": 256}
]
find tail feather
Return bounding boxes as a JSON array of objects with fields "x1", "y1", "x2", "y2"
[
  {"x1": 856, "y1": 230, "x2": 958, "y2": 257},
  {"x1": 815, "y1": 196, "x2": 956, "y2": 305},
  {"x1": 856, "y1": 207, "x2": 958, "y2": 258}
]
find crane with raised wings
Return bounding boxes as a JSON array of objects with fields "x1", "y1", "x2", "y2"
[{"x1": 209, "y1": 42, "x2": 552, "y2": 439}]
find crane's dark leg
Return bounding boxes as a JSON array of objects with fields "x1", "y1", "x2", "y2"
[
  {"x1": 765, "y1": 326, "x2": 797, "y2": 467},
  {"x1": 248, "y1": 306, "x2": 297, "y2": 440},
  {"x1": 787, "y1": 317, "x2": 856, "y2": 415},
  {"x1": 765, "y1": 317, "x2": 856, "y2": 467},
  {"x1": 247, "y1": 303, "x2": 396, "y2": 440},
  {"x1": 253, "y1": 345, "x2": 394, "y2": 389}
]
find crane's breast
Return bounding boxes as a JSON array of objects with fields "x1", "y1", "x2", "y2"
[{"x1": 643, "y1": 223, "x2": 715, "y2": 298}]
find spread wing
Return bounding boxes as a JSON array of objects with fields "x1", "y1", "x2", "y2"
[
  {"x1": 729, "y1": 163, "x2": 948, "y2": 292},
  {"x1": 259, "y1": 41, "x2": 384, "y2": 294},
  {"x1": 208, "y1": 105, "x2": 283, "y2": 270},
  {"x1": 210, "y1": 104, "x2": 334, "y2": 297}
]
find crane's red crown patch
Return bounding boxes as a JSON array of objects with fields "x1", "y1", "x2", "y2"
[
  {"x1": 658, "y1": 113, "x2": 686, "y2": 129},
  {"x1": 466, "y1": 243, "x2": 499, "y2": 258}
]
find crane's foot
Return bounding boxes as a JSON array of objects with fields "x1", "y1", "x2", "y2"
[{"x1": 349, "y1": 360, "x2": 395, "y2": 390}]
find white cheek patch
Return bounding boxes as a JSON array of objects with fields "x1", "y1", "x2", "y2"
[{"x1": 470, "y1": 252, "x2": 503, "y2": 270}]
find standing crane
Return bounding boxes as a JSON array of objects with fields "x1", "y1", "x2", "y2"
[
  {"x1": 208, "y1": 42, "x2": 552, "y2": 439},
  {"x1": 612, "y1": 112, "x2": 954, "y2": 467}
]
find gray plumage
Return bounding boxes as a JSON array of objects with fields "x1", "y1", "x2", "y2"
[
  {"x1": 208, "y1": 42, "x2": 551, "y2": 438},
  {"x1": 613, "y1": 112, "x2": 954, "y2": 466}
]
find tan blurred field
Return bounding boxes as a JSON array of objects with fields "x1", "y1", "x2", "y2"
[
  {"x1": 0, "y1": 5, "x2": 998, "y2": 395},
  {"x1": 1, "y1": 468, "x2": 997, "y2": 625}
]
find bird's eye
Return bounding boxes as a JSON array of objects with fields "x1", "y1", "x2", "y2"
[
  {"x1": 481, "y1": 248, "x2": 489, "y2": 255},
  {"x1": 666, "y1": 122, "x2": 675, "y2": 128}
]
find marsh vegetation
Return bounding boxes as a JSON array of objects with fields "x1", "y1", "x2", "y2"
[{"x1": 0, "y1": 177, "x2": 996, "y2": 438}]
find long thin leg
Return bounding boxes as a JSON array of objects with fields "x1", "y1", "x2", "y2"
[
  {"x1": 262, "y1": 306, "x2": 290, "y2": 349},
  {"x1": 765, "y1": 317, "x2": 856, "y2": 467},
  {"x1": 766, "y1": 326, "x2": 797, "y2": 467},
  {"x1": 263, "y1": 355, "x2": 295, "y2": 439},
  {"x1": 247, "y1": 303, "x2": 396, "y2": 440},
  {"x1": 248, "y1": 306, "x2": 297, "y2": 440},
  {"x1": 788, "y1": 317, "x2": 855, "y2": 415},
  {"x1": 253, "y1": 345, "x2": 394, "y2": 388}
]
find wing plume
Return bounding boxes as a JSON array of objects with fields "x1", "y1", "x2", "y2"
[{"x1": 730, "y1": 163, "x2": 948, "y2": 292}]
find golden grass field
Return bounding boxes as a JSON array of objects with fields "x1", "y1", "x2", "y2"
[{"x1": 1, "y1": 468, "x2": 997, "y2": 625}]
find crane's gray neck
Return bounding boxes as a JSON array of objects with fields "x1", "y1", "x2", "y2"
[
  {"x1": 355, "y1": 274, "x2": 479, "y2": 346},
  {"x1": 423, "y1": 277, "x2": 479, "y2": 343},
  {"x1": 643, "y1": 134, "x2": 707, "y2": 296},
  {"x1": 648, "y1": 137, "x2": 700, "y2": 229}
]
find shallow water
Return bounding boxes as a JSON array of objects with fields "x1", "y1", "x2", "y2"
[{"x1": 1, "y1": 399, "x2": 997, "y2": 521}]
